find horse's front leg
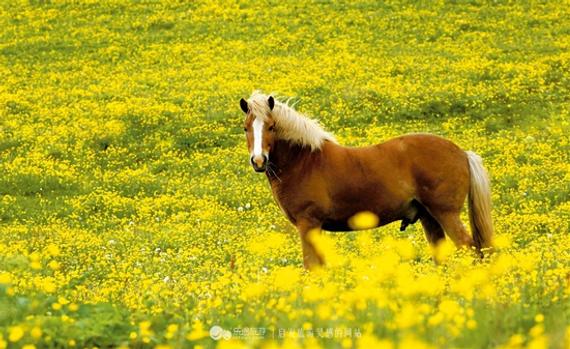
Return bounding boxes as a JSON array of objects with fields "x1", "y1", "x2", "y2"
[{"x1": 296, "y1": 218, "x2": 324, "y2": 270}]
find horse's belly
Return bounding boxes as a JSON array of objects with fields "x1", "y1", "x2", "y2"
[
  {"x1": 322, "y1": 219, "x2": 352, "y2": 232},
  {"x1": 322, "y1": 194, "x2": 416, "y2": 232},
  {"x1": 322, "y1": 214, "x2": 399, "y2": 232}
]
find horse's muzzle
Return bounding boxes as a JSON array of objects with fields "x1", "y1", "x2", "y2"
[{"x1": 251, "y1": 155, "x2": 267, "y2": 172}]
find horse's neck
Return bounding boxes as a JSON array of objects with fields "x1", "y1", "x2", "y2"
[{"x1": 267, "y1": 139, "x2": 315, "y2": 180}]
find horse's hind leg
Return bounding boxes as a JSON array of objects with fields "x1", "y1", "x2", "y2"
[
  {"x1": 431, "y1": 210, "x2": 474, "y2": 248},
  {"x1": 420, "y1": 211, "x2": 445, "y2": 246}
]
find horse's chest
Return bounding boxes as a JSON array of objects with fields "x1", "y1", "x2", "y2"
[
  {"x1": 269, "y1": 178, "x2": 324, "y2": 220},
  {"x1": 269, "y1": 182, "x2": 296, "y2": 222}
]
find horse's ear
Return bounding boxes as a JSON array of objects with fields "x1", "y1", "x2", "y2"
[
  {"x1": 268, "y1": 96, "x2": 275, "y2": 111},
  {"x1": 240, "y1": 98, "x2": 249, "y2": 114}
]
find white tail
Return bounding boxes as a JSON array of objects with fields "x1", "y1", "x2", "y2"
[{"x1": 466, "y1": 151, "x2": 494, "y2": 249}]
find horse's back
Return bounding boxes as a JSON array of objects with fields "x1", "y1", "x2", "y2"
[
  {"x1": 323, "y1": 133, "x2": 470, "y2": 214},
  {"x1": 378, "y1": 133, "x2": 464, "y2": 154}
]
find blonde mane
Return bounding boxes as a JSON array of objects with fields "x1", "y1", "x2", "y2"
[{"x1": 247, "y1": 91, "x2": 336, "y2": 151}]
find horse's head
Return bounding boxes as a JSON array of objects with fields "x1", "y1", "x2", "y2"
[{"x1": 240, "y1": 95, "x2": 276, "y2": 172}]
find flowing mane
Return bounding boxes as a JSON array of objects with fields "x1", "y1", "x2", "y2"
[{"x1": 247, "y1": 91, "x2": 337, "y2": 151}]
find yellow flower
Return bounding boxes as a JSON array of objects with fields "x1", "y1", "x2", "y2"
[
  {"x1": 0, "y1": 272, "x2": 12, "y2": 285},
  {"x1": 48, "y1": 260, "x2": 61, "y2": 270},
  {"x1": 348, "y1": 211, "x2": 379, "y2": 230},
  {"x1": 46, "y1": 243, "x2": 61, "y2": 257},
  {"x1": 529, "y1": 324, "x2": 544, "y2": 337},
  {"x1": 399, "y1": 335, "x2": 434, "y2": 349},
  {"x1": 438, "y1": 299, "x2": 461, "y2": 319},
  {"x1": 271, "y1": 266, "x2": 300, "y2": 291},
  {"x1": 30, "y1": 327, "x2": 42, "y2": 339},
  {"x1": 494, "y1": 234, "x2": 512, "y2": 249},
  {"x1": 30, "y1": 261, "x2": 42, "y2": 270},
  {"x1": 139, "y1": 320, "x2": 153, "y2": 338},
  {"x1": 186, "y1": 321, "x2": 208, "y2": 341},
  {"x1": 507, "y1": 334, "x2": 525, "y2": 346},
  {"x1": 29, "y1": 252, "x2": 41, "y2": 262},
  {"x1": 341, "y1": 337, "x2": 352, "y2": 348},
  {"x1": 433, "y1": 240, "x2": 455, "y2": 263},
  {"x1": 308, "y1": 229, "x2": 345, "y2": 267},
  {"x1": 41, "y1": 279, "x2": 57, "y2": 293},
  {"x1": 427, "y1": 312, "x2": 444, "y2": 327},
  {"x1": 527, "y1": 336, "x2": 548, "y2": 349},
  {"x1": 394, "y1": 239, "x2": 416, "y2": 260},
  {"x1": 165, "y1": 323, "x2": 178, "y2": 339},
  {"x1": 316, "y1": 303, "x2": 331, "y2": 319},
  {"x1": 8, "y1": 326, "x2": 24, "y2": 342},
  {"x1": 395, "y1": 304, "x2": 420, "y2": 329}
]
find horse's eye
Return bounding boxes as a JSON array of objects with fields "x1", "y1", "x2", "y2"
[
  {"x1": 269, "y1": 125, "x2": 275, "y2": 132},
  {"x1": 243, "y1": 127, "x2": 247, "y2": 132}
]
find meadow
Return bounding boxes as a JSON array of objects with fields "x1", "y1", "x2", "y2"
[{"x1": 0, "y1": 0, "x2": 569, "y2": 348}]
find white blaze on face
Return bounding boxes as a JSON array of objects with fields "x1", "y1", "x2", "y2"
[{"x1": 252, "y1": 117, "x2": 264, "y2": 159}]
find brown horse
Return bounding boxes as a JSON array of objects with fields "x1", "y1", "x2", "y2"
[{"x1": 240, "y1": 92, "x2": 493, "y2": 269}]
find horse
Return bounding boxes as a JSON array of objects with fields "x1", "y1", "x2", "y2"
[{"x1": 240, "y1": 91, "x2": 493, "y2": 269}]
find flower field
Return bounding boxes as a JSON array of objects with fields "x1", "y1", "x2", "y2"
[{"x1": 0, "y1": 0, "x2": 569, "y2": 348}]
